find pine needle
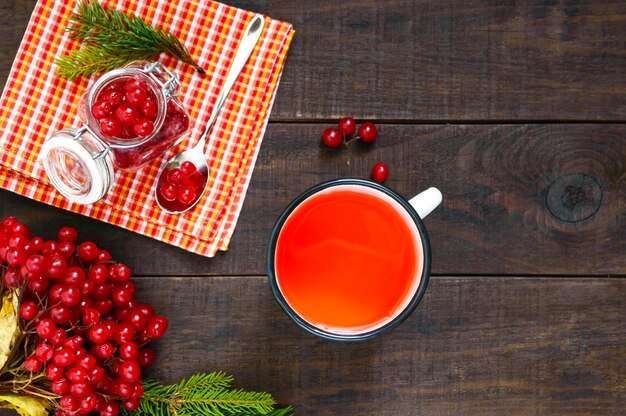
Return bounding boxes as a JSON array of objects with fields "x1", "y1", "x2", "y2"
[
  {"x1": 55, "y1": 0, "x2": 204, "y2": 80},
  {"x1": 119, "y1": 372, "x2": 294, "y2": 416},
  {"x1": 55, "y1": 44, "x2": 153, "y2": 81}
]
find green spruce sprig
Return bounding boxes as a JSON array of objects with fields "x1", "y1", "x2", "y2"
[
  {"x1": 119, "y1": 372, "x2": 294, "y2": 416},
  {"x1": 55, "y1": 0, "x2": 205, "y2": 80}
]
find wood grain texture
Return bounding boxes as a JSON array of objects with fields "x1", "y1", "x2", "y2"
[
  {"x1": 109, "y1": 276, "x2": 626, "y2": 415},
  {"x1": 1, "y1": 123, "x2": 623, "y2": 276},
  {"x1": 247, "y1": 123, "x2": 626, "y2": 276},
  {"x1": 4, "y1": 276, "x2": 623, "y2": 416},
  {"x1": 226, "y1": 0, "x2": 626, "y2": 120},
  {"x1": 0, "y1": 0, "x2": 34, "y2": 85},
  {"x1": 219, "y1": 0, "x2": 626, "y2": 120},
  {"x1": 1, "y1": 0, "x2": 626, "y2": 121}
]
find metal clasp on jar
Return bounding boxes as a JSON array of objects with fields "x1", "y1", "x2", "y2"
[
  {"x1": 72, "y1": 125, "x2": 113, "y2": 161},
  {"x1": 143, "y1": 62, "x2": 181, "y2": 99}
]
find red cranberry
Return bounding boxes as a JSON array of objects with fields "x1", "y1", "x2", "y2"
[
  {"x1": 35, "y1": 342, "x2": 54, "y2": 362},
  {"x1": 51, "y1": 378, "x2": 70, "y2": 394},
  {"x1": 37, "y1": 318, "x2": 56, "y2": 339},
  {"x1": 91, "y1": 101, "x2": 112, "y2": 120},
  {"x1": 177, "y1": 184, "x2": 196, "y2": 205},
  {"x1": 167, "y1": 168, "x2": 184, "y2": 185},
  {"x1": 133, "y1": 118, "x2": 154, "y2": 137},
  {"x1": 141, "y1": 99, "x2": 158, "y2": 120},
  {"x1": 100, "y1": 89, "x2": 123, "y2": 107},
  {"x1": 57, "y1": 227, "x2": 78, "y2": 242},
  {"x1": 159, "y1": 183, "x2": 177, "y2": 202},
  {"x1": 99, "y1": 117, "x2": 122, "y2": 137},
  {"x1": 322, "y1": 127, "x2": 343, "y2": 148},
  {"x1": 338, "y1": 117, "x2": 356, "y2": 136},
  {"x1": 125, "y1": 87, "x2": 147, "y2": 108},
  {"x1": 118, "y1": 361, "x2": 141, "y2": 383},
  {"x1": 23, "y1": 356, "x2": 43, "y2": 372},
  {"x1": 46, "y1": 363, "x2": 64, "y2": 381},
  {"x1": 124, "y1": 78, "x2": 144, "y2": 91},
  {"x1": 358, "y1": 122, "x2": 378, "y2": 143},
  {"x1": 138, "y1": 348, "x2": 156, "y2": 367},
  {"x1": 371, "y1": 162, "x2": 389, "y2": 183},
  {"x1": 180, "y1": 161, "x2": 196, "y2": 177},
  {"x1": 114, "y1": 104, "x2": 139, "y2": 127},
  {"x1": 19, "y1": 300, "x2": 39, "y2": 320},
  {"x1": 146, "y1": 316, "x2": 169, "y2": 339}
]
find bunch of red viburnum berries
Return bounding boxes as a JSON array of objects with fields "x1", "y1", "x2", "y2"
[{"x1": 0, "y1": 216, "x2": 168, "y2": 415}]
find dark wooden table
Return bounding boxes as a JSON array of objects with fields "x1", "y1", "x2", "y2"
[{"x1": 1, "y1": 1, "x2": 625, "y2": 415}]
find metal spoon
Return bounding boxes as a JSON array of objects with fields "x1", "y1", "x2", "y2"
[{"x1": 156, "y1": 15, "x2": 265, "y2": 213}]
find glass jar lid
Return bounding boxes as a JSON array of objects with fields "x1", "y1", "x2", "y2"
[{"x1": 40, "y1": 127, "x2": 115, "y2": 204}]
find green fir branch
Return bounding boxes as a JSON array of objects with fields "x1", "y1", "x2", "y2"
[
  {"x1": 55, "y1": 0, "x2": 204, "y2": 79},
  {"x1": 120, "y1": 372, "x2": 294, "y2": 416},
  {"x1": 55, "y1": 44, "x2": 153, "y2": 81}
]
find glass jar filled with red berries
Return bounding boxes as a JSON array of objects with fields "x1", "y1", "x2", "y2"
[{"x1": 40, "y1": 62, "x2": 191, "y2": 204}]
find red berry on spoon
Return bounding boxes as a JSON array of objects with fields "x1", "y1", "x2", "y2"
[
  {"x1": 180, "y1": 161, "x2": 196, "y2": 177},
  {"x1": 159, "y1": 183, "x2": 178, "y2": 202},
  {"x1": 338, "y1": 117, "x2": 356, "y2": 136},
  {"x1": 177, "y1": 184, "x2": 196, "y2": 205},
  {"x1": 371, "y1": 162, "x2": 389, "y2": 183},
  {"x1": 358, "y1": 122, "x2": 378, "y2": 143},
  {"x1": 322, "y1": 127, "x2": 343, "y2": 148},
  {"x1": 167, "y1": 168, "x2": 184, "y2": 185},
  {"x1": 187, "y1": 170, "x2": 206, "y2": 190}
]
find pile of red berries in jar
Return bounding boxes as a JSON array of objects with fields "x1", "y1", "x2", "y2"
[
  {"x1": 91, "y1": 77, "x2": 158, "y2": 139},
  {"x1": 0, "y1": 217, "x2": 168, "y2": 415}
]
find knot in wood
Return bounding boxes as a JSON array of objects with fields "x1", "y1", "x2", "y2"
[{"x1": 546, "y1": 173, "x2": 602, "y2": 222}]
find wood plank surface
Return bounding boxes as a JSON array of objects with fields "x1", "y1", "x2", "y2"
[
  {"x1": 1, "y1": 123, "x2": 623, "y2": 276},
  {"x1": 0, "y1": 1, "x2": 625, "y2": 415},
  {"x1": 1, "y1": 276, "x2": 624, "y2": 416},
  {"x1": 221, "y1": 0, "x2": 626, "y2": 120},
  {"x1": 93, "y1": 276, "x2": 626, "y2": 415},
  {"x1": 1, "y1": 0, "x2": 625, "y2": 121}
]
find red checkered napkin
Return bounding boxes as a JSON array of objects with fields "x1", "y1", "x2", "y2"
[{"x1": 0, "y1": 0, "x2": 294, "y2": 256}]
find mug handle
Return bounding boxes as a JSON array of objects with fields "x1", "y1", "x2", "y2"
[{"x1": 408, "y1": 187, "x2": 442, "y2": 219}]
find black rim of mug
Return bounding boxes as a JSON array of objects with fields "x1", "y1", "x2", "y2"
[{"x1": 266, "y1": 178, "x2": 432, "y2": 342}]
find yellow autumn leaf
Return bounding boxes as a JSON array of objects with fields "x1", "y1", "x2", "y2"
[
  {"x1": 0, "y1": 393, "x2": 49, "y2": 416},
  {"x1": 0, "y1": 290, "x2": 21, "y2": 371}
]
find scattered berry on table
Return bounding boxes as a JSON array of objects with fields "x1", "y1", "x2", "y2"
[
  {"x1": 322, "y1": 127, "x2": 343, "y2": 148},
  {"x1": 371, "y1": 162, "x2": 389, "y2": 183},
  {"x1": 358, "y1": 122, "x2": 378, "y2": 143},
  {"x1": 338, "y1": 116, "x2": 356, "y2": 136},
  {"x1": 321, "y1": 118, "x2": 379, "y2": 147}
]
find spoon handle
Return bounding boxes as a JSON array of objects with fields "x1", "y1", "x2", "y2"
[{"x1": 195, "y1": 15, "x2": 265, "y2": 149}]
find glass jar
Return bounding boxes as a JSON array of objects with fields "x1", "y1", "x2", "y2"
[{"x1": 40, "y1": 62, "x2": 191, "y2": 204}]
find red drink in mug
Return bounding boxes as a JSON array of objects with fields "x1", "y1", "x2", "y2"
[{"x1": 267, "y1": 179, "x2": 441, "y2": 341}]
